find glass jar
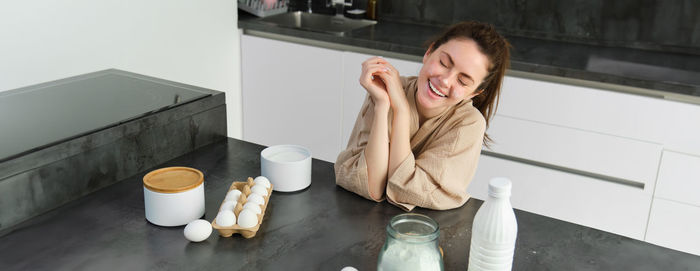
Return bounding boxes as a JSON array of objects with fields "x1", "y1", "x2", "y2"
[{"x1": 377, "y1": 213, "x2": 444, "y2": 271}]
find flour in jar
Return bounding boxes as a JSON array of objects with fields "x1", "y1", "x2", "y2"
[{"x1": 378, "y1": 242, "x2": 442, "y2": 271}]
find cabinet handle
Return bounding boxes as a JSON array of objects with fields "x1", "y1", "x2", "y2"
[{"x1": 481, "y1": 150, "x2": 645, "y2": 189}]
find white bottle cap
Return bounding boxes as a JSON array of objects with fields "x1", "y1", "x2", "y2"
[{"x1": 488, "y1": 177, "x2": 512, "y2": 198}]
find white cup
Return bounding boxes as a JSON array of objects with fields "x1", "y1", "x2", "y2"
[{"x1": 261, "y1": 145, "x2": 312, "y2": 192}]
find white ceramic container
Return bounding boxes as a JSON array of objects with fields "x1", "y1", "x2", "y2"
[
  {"x1": 261, "y1": 145, "x2": 312, "y2": 192},
  {"x1": 143, "y1": 167, "x2": 205, "y2": 226}
]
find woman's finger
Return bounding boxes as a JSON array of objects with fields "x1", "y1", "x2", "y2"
[{"x1": 362, "y1": 56, "x2": 389, "y2": 67}]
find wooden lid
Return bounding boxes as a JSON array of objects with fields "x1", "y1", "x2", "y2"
[{"x1": 143, "y1": 167, "x2": 204, "y2": 193}]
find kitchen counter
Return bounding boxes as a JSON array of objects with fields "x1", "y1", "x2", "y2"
[
  {"x1": 1, "y1": 138, "x2": 698, "y2": 270},
  {"x1": 238, "y1": 12, "x2": 700, "y2": 104}
]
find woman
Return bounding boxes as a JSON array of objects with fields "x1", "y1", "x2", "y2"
[{"x1": 334, "y1": 21, "x2": 511, "y2": 211}]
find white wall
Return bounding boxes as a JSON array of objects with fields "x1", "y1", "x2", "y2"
[{"x1": 0, "y1": 0, "x2": 242, "y2": 138}]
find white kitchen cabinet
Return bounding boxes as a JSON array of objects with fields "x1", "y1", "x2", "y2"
[
  {"x1": 645, "y1": 151, "x2": 700, "y2": 254},
  {"x1": 241, "y1": 35, "x2": 343, "y2": 162},
  {"x1": 340, "y1": 51, "x2": 421, "y2": 150},
  {"x1": 498, "y1": 76, "x2": 700, "y2": 156},
  {"x1": 469, "y1": 155, "x2": 652, "y2": 240},
  {"x1": 656, "y1": 151, "x2": 700, "y2": 206},
  {"x1": 487, "y1": 115, "x2": 662, "y2": 192},
  {"x1": 646, "y1": 198, "x2": 700, "y2": 255}
]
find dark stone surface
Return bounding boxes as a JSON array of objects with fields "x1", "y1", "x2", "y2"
[
  {"x1": 0, "y1": 69, "x2": 213, "y2": 162},
  {"x1": 1, "y1": 138, "x2": 698, "y2": 270},
  {"x1": 0, "y1": 71, "x2": 227, "y2": 234},
  {"x1": 239, "y1": 11, "x2": 700, "y2": 99}
]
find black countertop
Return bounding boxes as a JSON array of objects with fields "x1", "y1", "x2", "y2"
[
  {"x1": 238, "y1": 12, "x2": 700, "y2": 101},
  {"x1": 0, "y1": 70, "x2": 212, "y2": 162},
  {"x1": 1, "y1": 138, "x2": 698, "y2": 270}
]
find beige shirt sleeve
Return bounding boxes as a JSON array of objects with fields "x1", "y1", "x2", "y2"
[
  {"x1": 386, "y1": 117, "x2": 485, "y2": 211},
  {"x1": 334, "y1": 94, "x2": 384, "y2": 202}
]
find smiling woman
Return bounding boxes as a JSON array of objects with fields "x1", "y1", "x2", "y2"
[{"x1": 334, "y1": 21, "x2": 511, "y2": 211}]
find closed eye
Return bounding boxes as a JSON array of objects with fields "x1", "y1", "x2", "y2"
[{"x1": 442, "y1": 52, "x2": 474, "y2": 87}]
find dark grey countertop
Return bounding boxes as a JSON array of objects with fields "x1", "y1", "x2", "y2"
[
  {"x1": 1, "y1": 138, "x2": 698, "y2": 270},
  {"x1": 238, "y1": 12, "x2": 700, "y2": 101},
  {"x1": 0, "y1": 69, "x2": 213, "y2": 162}
]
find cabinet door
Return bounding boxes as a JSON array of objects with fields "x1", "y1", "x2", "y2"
[
  {"x1": 498, "y1": 76, "x2": 700, "y2": 156},
  {"x1": 241, "y1": 35, "x2": 342, "y2": 162},
  {"x1": 487, "y1": 115, "x2": 662, "y2": 192},
  {"x1": 340, "y1": 52, "x2": 421, "y2": 150},
  {"x1": 469, "y1": 155, "x2": 651, "y2": 240},
  {"x1": 655, "y1": 151, "x2": 700, "y2": 206},
  {"x1": 646, "y1": 198, "x2": 700, "y2": 255}
]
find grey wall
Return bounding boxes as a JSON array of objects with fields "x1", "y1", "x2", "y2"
[
  {"x1": 377, "y1": 0, "x2": 700, "y2": 53},
  {"x1": 290, "y1": 0, "x2": 700, "y2": 54}
]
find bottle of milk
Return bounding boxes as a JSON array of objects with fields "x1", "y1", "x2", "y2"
[{"x1": 468, "y1": 177, "x2": 518, "y2": 271}]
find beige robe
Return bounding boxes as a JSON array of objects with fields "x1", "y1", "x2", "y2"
[{"x1": 335, "y1": 76, "x2": 486, "y2": 211}]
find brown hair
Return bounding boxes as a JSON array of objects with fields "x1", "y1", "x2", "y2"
[{"x1": 425, "y1": 21, "x2": 511, "y2": 147}]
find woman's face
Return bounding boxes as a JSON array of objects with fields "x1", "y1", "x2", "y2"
[{"x1": 416, "y1": 38, "x2": 490, "y2": 119}]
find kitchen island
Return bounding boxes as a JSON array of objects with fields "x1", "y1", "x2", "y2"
[{"x1": 1, "y1": 138, "x2": 698, "y2": 270}]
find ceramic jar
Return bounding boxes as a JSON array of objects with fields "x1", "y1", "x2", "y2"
[{"x1": 143, "y1": 167, "x2": 205, "y2": 226}]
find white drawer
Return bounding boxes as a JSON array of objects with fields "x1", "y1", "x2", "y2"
[
  {"x1": 646, "y1": 198, "x2": 700, "y2": 256},
  {"x1": 469, "y1": 155, "x2": 652, "y2": 240},
  {"x1": 498, "y1": 76, "x2": 700, "y2": 156},
  {"x1": 656, "y1": 151, "x2": 700, "y2": 206},
  {"x1": 487, "y1": 115, "x2": 662, "y2": 192}
]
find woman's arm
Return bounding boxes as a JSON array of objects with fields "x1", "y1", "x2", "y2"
[
  {"x1": 386, "y1": 117, "x2": 486, "y2": 211},
  {"x1": 365, "y1": 104, "x2": 390, "y2": 200},
  {"x1": 359, "y1": 57, "x2": 393, "y2": 200},
  {"x1": 370, "y1": 60, "x2": 412, "y2": 178}
]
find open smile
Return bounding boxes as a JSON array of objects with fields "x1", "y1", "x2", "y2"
[{"x1": 428, "y1": 81, "x2": 447, "y2": 98}]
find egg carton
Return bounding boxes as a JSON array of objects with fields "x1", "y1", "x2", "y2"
[
  {"x1": 211, "y1": 177, "x2": 272, "y2": 238},
  {"x1": 238, "y1": 0, "x2": 288, "y2": 18}
]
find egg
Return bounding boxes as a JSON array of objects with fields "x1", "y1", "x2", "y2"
[
  {"x1": 220, "y1": 200, "x2": 237, "y2": 212},
  {"x1": 224, "y1": 189, "x2": 242, "y2": 202},
  {"x1": 183, "y1": 219, "x2": 212, "y2": 242},
  {"x1": 250, "y1": 184, "x2": 268, "y2": 197},
  {"x1": 254, "y1": 176, "x2": 271, "y2": 189},
  {"x1": 237, "y1": 209, "x2": 258, "y2": 228},
  {"x1": 247, "y1": 193, "x2": 265, "y2": 205},
  {"x1": 341, "y1": 267, "x2": 359, "y2": 271},
  {"x1": 243, "y1": 202, "x2": 262, "y2": 215},
  {"x1": 215, "y1": 210, "x2": 236, "y2": 227}
]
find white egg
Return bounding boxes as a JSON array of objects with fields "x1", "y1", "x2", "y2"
[
  {"x1": 220, "y1": 200, "x2": 237, "y2": 212},
  {"x1": 251, "y1": 184, "x2": 268, "y2": 197},
  {"x1": 224, "y1": 189, "x2": 242, "y2": 202},
  {"x1": 183, "y1": 219, "x2": 212, "y2": 242},
  {"x1": 254, "y1": 176, "x2": 271, "y2": 189},
  {"x1": 215, "y1": 210, "x2": 236, "y2": 227},
  {"x1": 243, "y1": 202, "x2": 262, "y2": 215},
  {"x1": 247, "y1": 193, "x2": 265, "y2": 205},
  {"x1": 237, "y1": 209, "x2": 258, "y2": 228},
  {"x1": 340, "y1": 267, "x2": 359, "y2": 271}
]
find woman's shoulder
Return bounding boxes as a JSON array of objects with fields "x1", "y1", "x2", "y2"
[{"x1": 453, "y1": 101, "x2": 486, "y2": 131}]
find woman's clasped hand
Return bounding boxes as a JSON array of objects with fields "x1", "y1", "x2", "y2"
[{"x1": 360, "y1": 56, "x2": 409, "y2": 112}]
